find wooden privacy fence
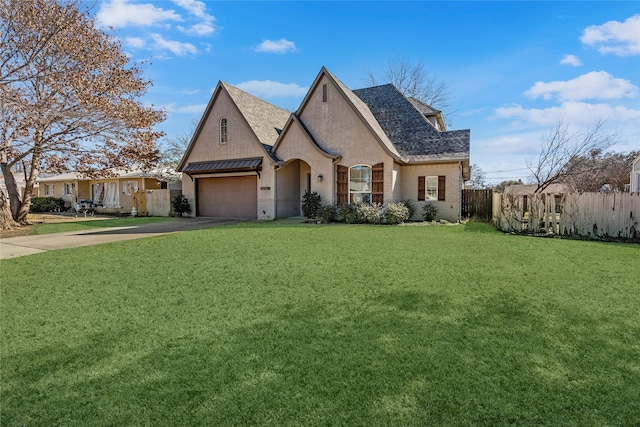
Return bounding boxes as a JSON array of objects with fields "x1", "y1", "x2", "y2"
[
  {"x1": 462, "y1": 188, "x2": 493, "y2": 221},
  {"x1": 493, "y1": 192, "x2": 640, "y2": 240},
  {"x1": 133, "y1": 189, "x2": 181, "y2": 217}
]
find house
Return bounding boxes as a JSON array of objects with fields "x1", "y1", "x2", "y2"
[
  {"x1": 36, "y1": 169, "x2": 172, "y2": 214},
  {"x1": 503, "y1": 183, "x2": 568, "y2": 195},
  {"x1": 1, "y1": 173, "x2": 38, "y2": 199},
  {"x1": 631, "y1": 153, "x2": 640, "y2": 192},
  {"x1": 177, "y1": 67, "x2": 471, "y2": 222}
]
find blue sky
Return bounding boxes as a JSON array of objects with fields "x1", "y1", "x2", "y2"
[{"x1": 95, "y1": 1, "x2": 640, "y2": 184}]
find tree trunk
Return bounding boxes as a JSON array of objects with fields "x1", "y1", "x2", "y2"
[
  {"x1": 0, "y1": 163, "x2": 23, "y2": 221},
  {"x1": 0, "y1": 188, "x2": 20, "y2": 229},
  {"x1": 15, "y1": 159, "x2": 39, "y2": 224}
]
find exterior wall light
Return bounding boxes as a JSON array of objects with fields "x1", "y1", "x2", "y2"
[{"x1": 317, "y1": 174, "x2": 323, "y2": 182}]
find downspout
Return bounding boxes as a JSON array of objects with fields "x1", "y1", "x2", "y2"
[{"x1": 458, "y1": 161, "x2": 463, "y2": 222}]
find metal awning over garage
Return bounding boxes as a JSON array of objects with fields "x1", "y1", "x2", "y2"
[{"x1": 183, "y1": 157, "x2": 263, "y2": 175}]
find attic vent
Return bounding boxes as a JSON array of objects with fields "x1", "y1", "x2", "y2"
[{"x1": 322, "y1": 84, "x2": 328, "y2": 102}]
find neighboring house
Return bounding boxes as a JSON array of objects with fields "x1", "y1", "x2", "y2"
[
  {"x1": 503, "y1": 184, "x2": 568, "y2": 195},
  {"x1": 177, "y1": 67, "x2": 471, "y2": 222},
  {"x1": 1, "y1": 174, "x2": 38, "y2": 199},
  {"x1": 36, "y1": 169, "x2": 171, "y2": 213},
  {"x1": 631, "y1": 153, "x2": 640, "y2": 193}
]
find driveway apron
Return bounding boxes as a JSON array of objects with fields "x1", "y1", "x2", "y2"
[{"x1": 0, "y1": 218, "x2": 244, "y2": 260}]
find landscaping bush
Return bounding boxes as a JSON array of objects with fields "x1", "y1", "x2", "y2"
[
  {"x1": 401, "y1": 199, "x2": 417, "y2": 220},
  {"x1": 172, "y1": 194, "x2": 191, "y2": 217},
  {"x1": 338, "y1": 203, "x2": 358, "y2": 224},
  {"x1": 356, "y1": 203, "x2": 383, "y2": 224},
  {"x1": 29, "y1": 197, "x2": 66, "y2": 213},
  {"x1": 423, "y1": 202, "x2": 438, "y2": 221},
  {"x1": 384, "y1": 202, "x2": 410, "y2": 224},
  {"x1": 301, "y1": 191, "x2": 322, "y2": 219},
  {"x1": 320, "y1": 205, "x2": 338, "y2": 223}
]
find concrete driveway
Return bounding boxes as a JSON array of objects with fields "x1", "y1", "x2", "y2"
[{"x1": 0, "y1": 217, "x2": 245, "y2": 260}]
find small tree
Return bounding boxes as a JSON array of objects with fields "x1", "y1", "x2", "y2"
[
  {"x1": 172, "y1": 194, "x2": 191, "y2": 217},
  {"x1": 527, "y1": 120, "x2": 621, "y2": 193},
  {"x1": 301, "y1": 191, "x2": 321, "y2": 219}
]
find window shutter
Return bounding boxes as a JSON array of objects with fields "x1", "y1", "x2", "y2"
[
  {"x1": 372, "y1": 163, "x2": 384, "y2": 204},
  {"x1": 438, "y1": 176, "x2": 446, "y2": 201},
  {"x1": 418, "y1": 176, "x2": 425, "y2": 201},
  {"x1": 337, "y1": 165, "x2": 348, "y2": 205}
]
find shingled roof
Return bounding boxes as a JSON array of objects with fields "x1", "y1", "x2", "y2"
[
  {"x1": 223, "y1": 82, "x2": 290, "y2": 147},
  {"x1": 352, "y1": 84, "x2": 469, "y2": 162}
]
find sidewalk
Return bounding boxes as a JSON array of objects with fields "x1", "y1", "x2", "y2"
[{"x1": 0, "y1": 218, "x2": 244, "y2": 260}]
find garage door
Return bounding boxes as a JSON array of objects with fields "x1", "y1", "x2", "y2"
[{"x1": 197, "y1": 176, "x2": 257, "y2": 219}]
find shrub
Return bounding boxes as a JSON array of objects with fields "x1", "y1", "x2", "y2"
[
  {"x1": 401, "y1": 199, "x2": 417, "y2": 220},
  {"x1": 320, "y1": 205, "x2": 338, "y2": 223},
  {"x1": 356, "y1": 203, "x2": 383, "y2": 224},
  {"x1": 172, "y1": 194, "x2": 191, "y2": 217},
  {"x1": 338, "y1": 203, "x2": 358, "y2": 224},
  {"x1": 301, "y1": 191, "x2": 322, "y2": 219},
  {"x1": 423, "y1": 202, "x2": 438, "y2": 221},
  {"x1": 29, "y1": 197, "x2": 66, "y2": 213},
  {"x1": 384, "y1": 202, "x2": 410, "y2": 224}
]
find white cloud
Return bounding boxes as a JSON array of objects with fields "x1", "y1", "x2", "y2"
[
  {"x1": 125, "y1": 37, "x2": 146, "y2": 49},
  {"x1": 178, "y1": 23, "x2": 215, "y2": 36},
  {"x1": 172, "y1": 0, "x2": 206, "y2": 18},
  {"x1": 254, "y1": 39, "x2": 297, "y2": 54},
  {"x1": 150, "y1": 34, "x2": 197, "y2": 56},
  {"x1": 165, "y1": 103, "x2": 207, "y2": 114},
  {"x1": 525, "y1": 71, "x2": 638, "y2": 102},
  {"x1": 581, "y1": 14, "x2": 640, "y2": 56},
  {"x1": 493, "y1": 101, "x2": 640, "y2": 127},
  {"x1": 560, "y1": 54, "x2": 582, "y2": 67},
  {"x1": 235, "y1": 80, "x2": 308, "y2": 98},
  {"x1": 173, "y1": 0, "x2": 216, "y2": 36},
  {"x1": 96, "y1": 0, "x2": 182, "y2": 28}
]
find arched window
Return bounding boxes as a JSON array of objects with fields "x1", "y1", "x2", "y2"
[
  {"x1": 219, "y1": 118, "x2": 228, "y2": 143},
  {"x1": 349, "y1": 165, "x2": 371, "y2": 204}
]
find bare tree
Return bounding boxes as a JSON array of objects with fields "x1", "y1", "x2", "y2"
[
  {"x1": 0, "y1": 0, "x2": 165, "y2": 228},
  {"x1": 527, "y1": 120, "x2": 621, "y2": 193},
  {"x1": 465, "y1": 163, "x2": 486, "y2": 189},
  {"x1": 365, "y1": 57, "x2": 454, "y2": 118}
]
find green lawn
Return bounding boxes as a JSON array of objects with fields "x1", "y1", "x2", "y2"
[
  {"x1": 1, "y1": 222, "x2": 639, "y2": 426},
  {"x1": 29, "y1": 216, "x2": 174, "y2": 235}
]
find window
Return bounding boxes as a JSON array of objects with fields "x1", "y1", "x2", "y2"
[
  {"x1": 122, "y1": 180, "x2": 139, "y2": 196},
  {"x1": 220, "y1": 117, "x2": 228, "y2": 143},
  {"x1": 63, "y1": 183, "x2": 74, "y2": 196},
  {"x1": 349, "y1": 165, "x2": 371, "y2": 204},
  {"x1": 426, "y1": 177, "x2": 438, "y2": 200},
  {"x1": 322, "y1": 84, "x2": 328, "y2": 102},
  {"x1": 45, "y1": 184, "x2": 54, "y2": 196},
  {"x1": 418, "y1": 176, "x2": 446, "y2": 201}
]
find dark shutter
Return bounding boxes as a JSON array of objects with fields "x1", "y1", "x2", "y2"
[
  {"x1": 418, "y1": 176, "x2": 425, "y2": 201},
  {"x1": 438, "y1": 176, "x2": 446, "y2": 201},
  {"x1": 372, "y1": 162, "x2": 384, "y2": 204},
  {"x1": 337, "y1": 165, "x2": 348, "y2": 205}
]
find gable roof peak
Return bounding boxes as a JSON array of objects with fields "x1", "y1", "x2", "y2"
[{"x1": 219, "y1": 81, "x2": 291, "y2": 147}]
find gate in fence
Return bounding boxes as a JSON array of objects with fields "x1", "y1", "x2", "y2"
[{"x1": 461, "y1": 188, "x2": 493, "y2": 221}]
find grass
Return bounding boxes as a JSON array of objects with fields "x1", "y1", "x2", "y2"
[
  {"x1": 29, "y1": 216, "x2": 174, "y2": 235},
  {"x1": 1, "y1": 222, "x2": 639, "y2": 426}
]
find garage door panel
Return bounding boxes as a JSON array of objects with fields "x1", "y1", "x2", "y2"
[{"x1": 197, "y1": 176, "x2": 257, "y2": 219}]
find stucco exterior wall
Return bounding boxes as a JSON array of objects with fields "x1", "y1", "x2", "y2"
[
  {"x1": 400, "y1": 162, "x2": 463, "y2": 222},
  {"x1": 273, "y1": 120, "x2": 336, "y2": 205},
  {"x1": 181, "y1": 89, "x2": 277, "y2": 220},
  {"x1": 297, "y1": 75, "x2": 397, "y2": 203}
]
